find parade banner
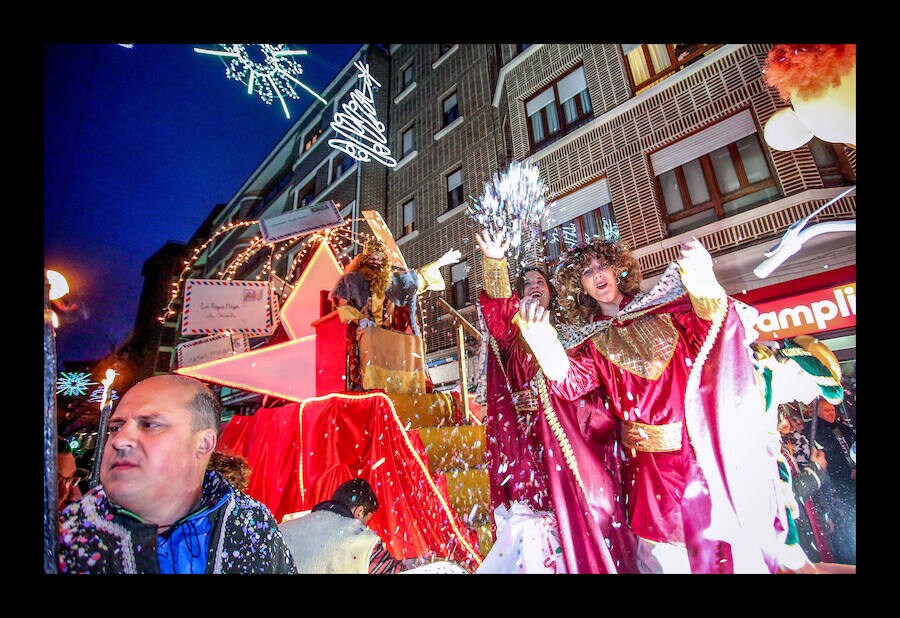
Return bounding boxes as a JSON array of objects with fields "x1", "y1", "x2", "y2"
[
  {"x1": 181, "y1": 279, "x2": 274, "y2": 336},
  {"x1": 176, "y1": 332, "x2": 251, "y2": 369},
  {"x1": 259, "y1": 199, "x2": 343, "y2": 243}
]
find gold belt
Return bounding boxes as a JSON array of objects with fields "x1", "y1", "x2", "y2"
[
  {"x1": 511, "y1": 388, "x2": 539, "y2": 413},
  {"x1": 621, "y1": 420, "x2": 683, "y2": 453}
]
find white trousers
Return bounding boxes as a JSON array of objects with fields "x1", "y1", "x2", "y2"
[{"x1": 635, "y1": 536, "x2": 691, "y2": 574}]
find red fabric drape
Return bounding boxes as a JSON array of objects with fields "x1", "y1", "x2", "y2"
[{"x1": 216, "y1": 392, "x2": 483, "y2": 571}]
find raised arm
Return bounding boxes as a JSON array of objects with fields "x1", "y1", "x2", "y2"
[
  {"x1": 676, "y1": 238, "x2": 727, "y2": 321},
  {"x1": 476, "y1": 229, "x2": 512, "y2": 299}
]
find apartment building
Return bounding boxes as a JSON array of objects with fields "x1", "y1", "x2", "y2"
[
  {"x1": 490, "y1": 43, "x2": 855, "y2": 376},
  {"x1": 162, "y1": 43, "x2": 856, "y2": 412}
]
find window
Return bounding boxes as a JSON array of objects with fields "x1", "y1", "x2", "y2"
[
  {"x1": 402, "y1": 198, "x2": 415, "y2": 236},
  {"x1": 303, "y1": 126, "x2": 323, "y2": 152},
  {"x1": 442, "y1": 91, "x2": 460, "y2": 127},
  {"x1": 158, "y1": 326, "x2": 176, "y2": 348},
  {"x1": 335, "y1": 88, "x2": 354, "y2": 115},
  {"x1": 621, "y1": 44, "x2": 717, "y2": 93},
  {"x1": 807, "y1": 137, "x2": 856, "y2": 188},
  {"x1": 401, "y1": 63, "x2": 414, "y2": 89},
  {"x1": 515, "y1": 44, "x2": 531, "y2": 55},
  {"x1": 450, "y1": 260, "x2": 470, "y2": 309},
  {"x1": 401, "y1": 125, "x2": 415, "y2": 158},
  {"x1": 525, "y1": 65, "x2": 592, "y2": 151},
  {"x1": 657, "y1": 133, "x2": 778, "y2": 236},
  {"x1": 543, "y1": 203, "x2": 616, "y2": 266},
  {"x1": 446, "y1": 167, "x2": 464, "y2": 211},
  {"x1": 331, "y1": 153, "x2": 353, "y2": 183},
  {"x1": 296, "y1": 179, "x2": 316, "y2": 209},
  {"x1": 250, "y1": 168, "x2": 292, "y2": 219},
  {"x1": 155, "y1": 350, "x2": 173, "y2": 373}
]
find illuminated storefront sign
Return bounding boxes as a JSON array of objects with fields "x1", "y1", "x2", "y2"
[{"x1": 753, "y1": 281, "x2": 856, "y2": 340}]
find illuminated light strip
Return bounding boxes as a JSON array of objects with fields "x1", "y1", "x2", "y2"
[
  {"x1": 277, "y1": 68, "x2": 328, "y2": 105},
  {"x1": 266, "y1": 73, "x2": 291, "y2": 119},
  {"x1": 273, "y1": 49, "x2": 308, "y2": 57},
  {"x1": 295, "y1": 391, "x2": 483, "y2": 566},
  {"x1": 193, "y1": 47, "x2": 240, "y2": 58}
]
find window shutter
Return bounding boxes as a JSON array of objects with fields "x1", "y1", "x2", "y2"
[
  {"x1": 443, "y1": 92, "x2": 457, "y2": 113},
  {"x1": 451, "y1": 261, "x2": 469, "y2": 282},
  {"x1": 557, "y1": 67, "x2": 587, "y2": 103},
  {"x1": 526, "y1": 87, "x2": 556, "y2": 116},
  {"x1": 447, "y1": 168, "x2": 463, "y2": 191},
  {"x1": 541, "y1": 178, "x2": 612, "y2": 232},
  {"x1": 650, "y1": 110, "x2": 757, "y2": 175}
]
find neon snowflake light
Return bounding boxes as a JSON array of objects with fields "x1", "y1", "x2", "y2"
[
  {"x1": 56, "y1": 372, "x2": 97, "y2": 397},
  {"x1": 194, "y1": 44, "x2": 328, "y2": 119}
]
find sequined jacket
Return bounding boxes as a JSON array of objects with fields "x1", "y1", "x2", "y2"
[{"x1": 58, "y1": 471, "x2": 296, "y2": 574}]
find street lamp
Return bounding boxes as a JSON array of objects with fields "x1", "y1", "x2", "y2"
[{"x1": 44, "y1": 268, "x2": 70, "y2": 573}]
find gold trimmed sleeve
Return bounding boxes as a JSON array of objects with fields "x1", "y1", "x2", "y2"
[
  {"x1": 482, "y1": 256, "x2": 512, "y2": 298},
  {"x1": 415, "y1": 263, "x2": 447, "y2": 293},
  {"x1": 514, "y1": 313, "x2": 570, "y2": 381},
  {"x1": 678, "y1": 265, "x2": 727, "y2": 321}
]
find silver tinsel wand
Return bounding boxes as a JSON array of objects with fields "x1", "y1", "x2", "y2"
[{"x1": 466, "y1": 160, "x2": 554, "y2": 252}]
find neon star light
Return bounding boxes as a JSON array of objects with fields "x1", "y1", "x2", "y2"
[
  {"x1": 56, "y1": 372, "x2": 97, "y2": 397},
  {"x1": 194, "y1": 44, "x2": 328, "y2": 119}
]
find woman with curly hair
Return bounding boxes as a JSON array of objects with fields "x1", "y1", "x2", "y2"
[
  {"x1": 518, "y1": 236, "x2": 792, "y2": 574},
  {"x1": 552, "y1": 239, "x2": 642, "y2": 325}
]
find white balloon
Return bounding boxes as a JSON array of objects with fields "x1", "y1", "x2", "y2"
[
  {"x1": 763, "y1": 108, "x2": 813, "y2": 151},
  {"x1": 792, "y1": 64, "x2": 856, "y2": 146}
]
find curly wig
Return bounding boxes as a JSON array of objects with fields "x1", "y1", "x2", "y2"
[
  {"x1": 552, "y1": 239, "x2": 642, "y2": 324},
  {"x1": 345, "y1": 242, "x2": 392, "y2": 299}
]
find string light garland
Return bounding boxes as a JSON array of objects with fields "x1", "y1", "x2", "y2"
[
  {"x1": 158, "y1": 216, "x2": 382, "y2": 327},
  {"x1": 194, "y1": 44, "x2": 328, "y2": 119}
]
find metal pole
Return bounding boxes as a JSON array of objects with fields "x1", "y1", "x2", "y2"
[
  {"x1": 455, "y1": 323, "x2": 470, "y2": 423},
  {"x1": 43, "y1": 278, "x2": 59, "y2": 573},
  {"x1": 350, "y1": 47, "x2": 367, "y2": 256}
]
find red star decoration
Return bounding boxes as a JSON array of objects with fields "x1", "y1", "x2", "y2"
[{"x1": 176, "y1": 241, "x2": 344, "y2": 402}]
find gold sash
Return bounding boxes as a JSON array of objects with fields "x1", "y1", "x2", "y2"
[{"x1": 620, "y1": 419, "x2": 683, "y2": 453}]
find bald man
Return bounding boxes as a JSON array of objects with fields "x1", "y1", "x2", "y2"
[{"x1": 58, "y1": 374, "x2": 296, "y2": 574}]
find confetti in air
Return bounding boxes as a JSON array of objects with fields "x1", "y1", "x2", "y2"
[{"x1": 466, "y1": 160, "x2": 555, "y2": 251}]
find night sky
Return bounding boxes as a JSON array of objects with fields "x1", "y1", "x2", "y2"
[{"x1": 44, "y1": 43, "x2": 362, "y2": 367}]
